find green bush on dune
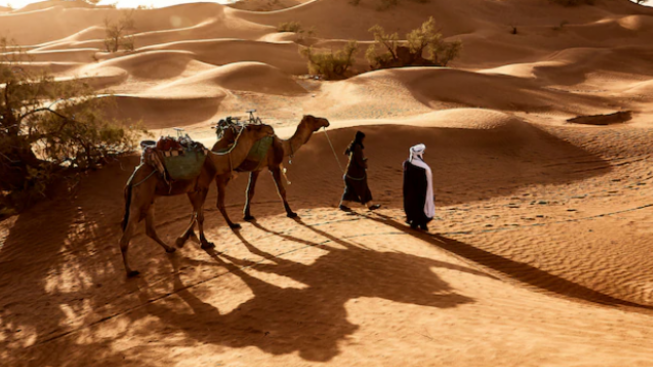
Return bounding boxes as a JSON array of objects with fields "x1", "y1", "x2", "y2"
[
  {"x1": 0, "y1": 38, "x2": 142, "y2": 215},
  {"x1": 367, "y1": 17, "x2": 462, "y2": 70},
  {"x1": 278, "y1": 21, "x2": 303, "y2": 33},
  {"x1": 299, "y1": 41, "x2": 359, "y2": 80},
  {"x1": 278, "y1": 21, "x2": 316, "y2": 43},
  {"x1": 104, "y1": 10, "x2": 136, "y2": 53},
  {"x1": 299, "y1": 17, "x2": 461, "y2": 79}
]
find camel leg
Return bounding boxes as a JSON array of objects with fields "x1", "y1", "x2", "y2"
[
  {"x1": 271, "y1": 166, "x2": 297, "y2": 218},
  {"x1": 243, "y1": 170, "x2": 260, "y2": 221},
  {"x1": 119, "y1": 217, "x2": 140, "y2": 278},
  {"x1": 194, "y1": 188, "x2": 215, "y2": 249},
  {"x1": 176, "y1": 193, "x2": 199, "y2": 248},
  {"x1": 145, "y1": 206, "x2": 176, "y2": 254},
  {"x1": 216, "y1": 176, "x2": 240, "y2": 229},
  {"x1": 119, "y1": 198, "x2": 144, "y2": 278}
]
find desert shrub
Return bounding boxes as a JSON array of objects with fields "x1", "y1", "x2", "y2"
[
  {"x1": 300, "y1": 41, "x2": 358, "y2": 80},
  {"x1": 366, "y1": 17, "x2": 462, "y2": 70},
  {"x1": 365, "y1": 24, "x2": 400, "y2": 67},
  {"x1": 104, "y1": 10, "x2": 135, "y2": 53},
  {"x1": 278, "y1": 21, "x2": 315, "y2": 43},
  {"x1": 0, "y1": 38, "x2": 142, "y2": 212},
  {"x1": 278, "y1": 21, "x2": 303, "y2": 33}
]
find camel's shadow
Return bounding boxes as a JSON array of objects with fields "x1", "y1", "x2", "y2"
[{"x1": 138, "y1": 218, "x2": 483, "y2": 361}]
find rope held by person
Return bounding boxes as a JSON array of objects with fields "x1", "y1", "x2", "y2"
[{"x1": 323, "y1": 127, "x2": 345, "y2": 174}]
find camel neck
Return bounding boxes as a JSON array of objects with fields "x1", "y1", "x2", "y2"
[{"x1": 284, "y1": 124, "x2": 313, "y2": 158}]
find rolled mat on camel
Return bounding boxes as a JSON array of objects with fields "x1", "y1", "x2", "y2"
[{"x1": 139, "y1": 134, "x2": 207, "y2": 181}]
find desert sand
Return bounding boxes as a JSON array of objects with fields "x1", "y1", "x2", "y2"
[{"x1": 2, "y1": 0, "x2": 653, "y2": 366}]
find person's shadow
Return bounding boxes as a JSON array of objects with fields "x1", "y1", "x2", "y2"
[
  {"x1": 138, "y1": 218, "x2": 483, "y2": 362},
  {"x1": 362, "y1": 212, "x2": 653, "y2": 312}
]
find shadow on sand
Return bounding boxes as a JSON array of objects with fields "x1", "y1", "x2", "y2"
[
  {"x1": 136, "y1": 219, "x2": 482, "y2": 362},
  {"x1": 362, "y1": 212, "x2": 653, "y2": 312}
]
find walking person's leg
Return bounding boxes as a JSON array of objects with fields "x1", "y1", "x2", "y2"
[
  {"x1": 339, "y1": 177, "x2": 357, "y2": 212},
  {"x1": 361, "y1": 182, "x2": 381, "y2": 211}
]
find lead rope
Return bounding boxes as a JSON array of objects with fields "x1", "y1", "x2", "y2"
[
  {"x1": 323, "y1": 127, "x2": 345, "y2": 174},
  {"x1": 281, "y1": 142, "x2": 294, "y2": 185}
]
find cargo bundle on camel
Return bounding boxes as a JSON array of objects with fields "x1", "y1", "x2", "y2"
[
  {"x1": 118, "y1": 122, "x2": 274, "y2": 277},
  {"x1": 211, "y1": 111, "x2": 330, "y2": 228}
]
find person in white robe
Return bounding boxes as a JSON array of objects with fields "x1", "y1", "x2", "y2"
[{"x1": 402, "y1": 144, "x2": 435, "y2": 230}]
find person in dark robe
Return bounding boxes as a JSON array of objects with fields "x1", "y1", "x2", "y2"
[
  {"x1": 403, "y1": 144, "x2": 435, "y2": 230},
  {"x1": 339, "y1": 131, "x2": 381, "y2": 212}
]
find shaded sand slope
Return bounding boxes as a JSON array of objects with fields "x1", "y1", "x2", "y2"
[{"x1": 316, "y1": 68, "x2": 611, "y2": 117}]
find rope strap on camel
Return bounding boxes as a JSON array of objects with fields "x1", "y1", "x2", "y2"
[{"x1": 138, "y1": 133, "x2": 208, "y2": 183}]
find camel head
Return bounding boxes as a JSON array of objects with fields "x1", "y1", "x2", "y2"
[
  {"x1": 243, "y1": 123, "x2": 275, "y2": 140},
  {"x1": 300, "y1": 115, "x2": 330, "y2": 132}
]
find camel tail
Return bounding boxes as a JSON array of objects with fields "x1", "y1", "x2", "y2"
[
  {"x1": 122, "y1": 168, "x2": 140, "y2": 232},
  {"x1": 122, "y1": 181, "x2": 133, "y2": 232}
]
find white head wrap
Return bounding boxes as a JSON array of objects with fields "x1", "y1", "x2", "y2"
[{"x1": 409, "y1": 144, "x2": 426, "y2": 162}]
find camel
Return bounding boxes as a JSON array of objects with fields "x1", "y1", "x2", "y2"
[
  {"x1": 119, "y1": 123, "x2": 274, "y2": 277},
  {"x1": 211, "y1": 115, "x2": 330, "y2": 229}
]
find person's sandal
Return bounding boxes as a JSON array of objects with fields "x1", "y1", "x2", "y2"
[
  {"x1": 339, "y1": 205, "x2": 352, "y2": 212},
  {"x1": 368, "y1": 204, "x2": 381, "y2": 211}
]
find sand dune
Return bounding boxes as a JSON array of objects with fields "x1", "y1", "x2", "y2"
[
  {"x1": 313, "y1": 68, "x2": 610, "y2": 119},
  {"x1": 92, "y1": 50, "x2": 211, "y2": 80},
  {"x1": 2, "y1": 0, "x2": 653, "y2": 366},
  {"x1": 155, "y1": 61, "x2": 307, "y2": 96},
  {"x1": 140, "y1": 39, "x2": 307, "y2": 74},
  {"x1": 483, "y1": 46, "x2": 653, "y2": 88}
]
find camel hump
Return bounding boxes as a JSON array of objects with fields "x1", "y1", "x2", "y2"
[{"x1": 235, "y1": 136, "x2": 274, "y2": 172}]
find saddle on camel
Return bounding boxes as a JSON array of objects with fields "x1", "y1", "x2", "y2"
[
  {"x1": 212, "y1": 110, "x2": 330, "y2": 229},
  {"x1": 119, "y1": 123, "x2": 274, "y2": 277},
  {"x1": 139, "y1": 129, "x2": 208, "y2": 184}
]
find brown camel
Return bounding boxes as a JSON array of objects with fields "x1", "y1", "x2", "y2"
[
  {"x1": 119, "y1": 123, "x2": 274, "y2": 277},
  {"x1": 212, "y1": 115, "x2": 330, "y2": 228}
]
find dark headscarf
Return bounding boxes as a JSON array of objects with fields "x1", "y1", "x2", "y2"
[{"x1": 345, "y1": 130, "x2": 365, "y2": 155}]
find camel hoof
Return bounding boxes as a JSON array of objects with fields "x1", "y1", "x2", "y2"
[
  {"x1": 243, "y1": 215, "x2": 256, "y2": 222},
  {"x1": 127, "y1": 270, "x2": 140, "y2": 278},
  {"x1": 229, "y1": 223, "x2": 242, "y2": 230},
  {"x1": 166, "y1": 247, "x2": 176, "y2": 254},
  {"x1": 175, "y1": 238, "x2": 186, "y2": 248},
  {"x1": 287, "y1": 212, "x2": 298, "y2": 219},
  {"x1": 201, "y1": 242, "x2": 215, "y2": 250}
]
